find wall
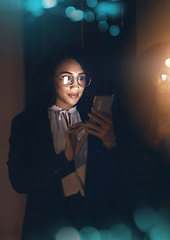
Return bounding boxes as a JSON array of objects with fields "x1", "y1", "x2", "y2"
[
  {"x1": 136, "y1": 0, "x2": 170, "y2": 55},
  {"x1": 0, "y1": 2, "x2": 26, "y2": 240}
]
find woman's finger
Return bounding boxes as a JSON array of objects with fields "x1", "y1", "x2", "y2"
[
  {"x1": 69, "y1": 122, "x2": 84, "y2": 130},
  {"x1": 85, "y1": 121, "x2": 103, "y2": 132},
  {"x1": 92, "y1": 110, "x2": 113, "y2": 124},
  {"x1": 85, "y1": 127, "x2": 102, "y2": 138},
  {"x1": 76, "y1": 132, "x2": 88, "y2": 155}
]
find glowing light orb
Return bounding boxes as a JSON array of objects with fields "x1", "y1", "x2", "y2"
[
  {"x1": 96, "y1": 13, "x2": 107, "y2": 22},
  {"x1": 165, "y1": 58, "x2": 170, "y2": 67},
  {"x1": 87, "y1": 0, "x2": 98, "y2": 8},
  {"x1": 95, "y1": 2, "x2": 122, "y2": 18},
  {"x1": 70, "y1": 10, "x2": 84, "y2": 22},
  {"x1": 55, "y1": 227, "x2": 80, "y2": 240},
  {"x1": 109, "y1": 25, "x2": 120, "y2": 36},
  {"x1": 65, "y1": 6, "x2": 76, "y2": 18},
  {"x1": 80, "y1": 226, "x2": 101, "y2": 240},
  {"x1": 109, "y1": 223, "x2": 132, "y2": 240},
  {"x1": 133, "y1": 205, "x2": 156, "y2": 232},
  {"x1": 42, "y1": 0, "x2": 58, "y2": 9},
  {"x1": 98, "y1": 21, "x2": 109, "y2": 32},
  {"x1": 84, "y1": 10, "x2": 95, "y2": 22},
  {"x1": 25, "y1": 0, "x2": 44, "y2": 17},
  {"x1": 150, "y1": 208, "x2": 170, "y2": 240}
]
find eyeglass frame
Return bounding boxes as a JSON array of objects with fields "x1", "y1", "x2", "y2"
[{"x1": 55, "y1": 74, "x2": 92, "y2": 88}]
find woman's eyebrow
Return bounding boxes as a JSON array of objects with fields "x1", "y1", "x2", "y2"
[{"x1": 59, "y1": 71, "x2": 85, "y2": 75}]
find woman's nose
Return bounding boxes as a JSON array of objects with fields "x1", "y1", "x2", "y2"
[{"x1": 70, "y1": 77, "x2": 79, "y2": 89}]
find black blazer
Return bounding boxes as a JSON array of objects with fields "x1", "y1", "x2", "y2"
[{"x1": 7, "y1": 108, "x2": 119, "y2": 240}]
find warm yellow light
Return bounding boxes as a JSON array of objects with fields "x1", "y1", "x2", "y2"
[{"x1": 165, "y1": 58, "x2": 170, "y2": 67}]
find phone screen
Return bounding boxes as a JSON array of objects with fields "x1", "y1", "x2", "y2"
[{"x1": 92, "y1": 95, "x2": 114, "y2": 114}]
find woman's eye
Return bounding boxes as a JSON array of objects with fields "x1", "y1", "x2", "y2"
[
  {"x1": 63, "y1": 76, "x2": 72, "y2": 84},
  {"x1": 78, "y1": 76, "x2": 86, "y2": 81}
]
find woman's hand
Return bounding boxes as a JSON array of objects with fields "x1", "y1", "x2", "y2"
[
  {"x1": 85, "y1": 110, "x2": 116, "y2": 148},
  {"x1": 65, "y1": 122, "x2": 88, "y2": 161}
]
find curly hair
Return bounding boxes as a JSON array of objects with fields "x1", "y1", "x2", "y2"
[{"x1": 25, "y1": 45, "x2": 96, "y2": 117}]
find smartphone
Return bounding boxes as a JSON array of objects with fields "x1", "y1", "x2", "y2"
[{"x1": 92, "y1": 95, "x2": 114, "y2": 114}]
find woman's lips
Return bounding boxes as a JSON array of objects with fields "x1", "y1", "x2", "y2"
[{"x1": 68, "y1": 93, "x2": 79, "y2": 99}]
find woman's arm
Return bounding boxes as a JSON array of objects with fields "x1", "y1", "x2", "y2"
[{"x1": 7, "y1": 115, "x2": 75, "y2": 194}]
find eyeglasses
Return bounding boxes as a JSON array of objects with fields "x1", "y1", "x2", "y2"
[{"x1": 55, "y1": 74, "x2": 92, "y2": 87}]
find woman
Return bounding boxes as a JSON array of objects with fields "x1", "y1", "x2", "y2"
[{"x1": 7, "y1": 46, "x2": 118, "y2": 240}]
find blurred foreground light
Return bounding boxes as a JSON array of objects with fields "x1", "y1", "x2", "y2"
[
  {"x1": 99, "y1": 229, "x2": 110, "y2": 240},
  {"x1": 42, "y1": 0, "x2": 58, "y2": 9},
  {"x1": 25, "y1": 0, "x2": 44, "y2": 17},
  {"x1": 133, "y1": 205, "x2": 156, "y2": 232},
  {"x1": 165, "y1": 58, "x2": 170, "y2": 67},
  {"x1": 55, "y1": 227, "x2": 80, "y2": 240},
  {"x1": 65, "y1": 6, "x2": 76, "y2": 18},
  {"x1": 87, "y1": 0, "x2": 98, "y2": 8},
  {"x1": 98, "y1": 21, "x2": 109, "y2": 32},
  {"x1": 161, "y1": 74, "x2": 169, "y2": 81},
  {"x1": 70, "y1": 10, "x2": 84, "y2": 21},
  {"x1": 149, "y1": 208, "x2": 170, "y2": 240},
  {"x1": 96, "y1": 13, "x2": 107, "y2": 22},
  {"x1": 109, "y1": 223, "x2": 132, "y2": 240},
  {"x1": 109, "y1": 25, "x2": 120, "y2": 36},
  {"x1": 84, "y1": 10, "x2": 95, "y2": 22},
  {"x1": 95, "y1": 2, "x2": 122, "y2": 18},
  {"x1": 80, "y1": 226, "x2": 101, "y2": 240},
  {"x1": 65, "y1": 7, "x2": 84, "y2": 21}
]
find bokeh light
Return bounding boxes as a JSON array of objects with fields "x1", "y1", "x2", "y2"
[
  {"x1": 65, "y1": 7, "x2": 84, "y2": 21},
  {"x1": 165, "y1": 58, "x2": 170, "y2": 67},
  {"x1": 99, "y1": 229, "x2": 110, "y2": 240},
  {"x1": 84, "y1": 10, "x2": 95, "y2": 22},
  {"x1": 161, "y1": 74, "x2": 168, "y2": 81},
  {"x1": 96, "y1": 13, "x2": 107, "y2": 22},
  {"x1": 95, "y1": 2, "x2": 122, "y2": 18},
  {"x1": 109, "y1": 25, "x2": 120, "y2": 36},
  {"x1": 87, "y1": 0, "x2": 98, "y2": 8},
  {"x1": 65, "y1": 6, "x2": 76, "y2": 18},
  {"x1": 109, "y1": 223, "x2": 132, "y2": 240},
  {"x1": 80, "y1": 226, "x2": 101, "y2": 240},
  {"x1": 42, "y1": 0, "x2": 58, "y2": 9},
  {"x1": 149, "y1": 208, "x2": 170, "y2": 240},
  {"x1": 98, "y1": 21, "x2": 109, "y2": 32},
  {"x1": 55, "y1": 227, "x2": 80, "y2": 240},
  {"x1": 133, "y1": 205, "x2": 156, "y2": 232},
  {"x1": 25, "y1": 0, "x2": 44, "y2": 17},
  {"x1": 70, "y1": 10, "x2": 84, "y2": 22}
]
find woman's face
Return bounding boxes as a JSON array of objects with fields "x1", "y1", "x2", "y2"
[{"x1": 54, "y1": 58, "x2": 85, "y2": 110}]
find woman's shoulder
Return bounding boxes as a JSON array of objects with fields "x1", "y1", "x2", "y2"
[{"x1": 12, "y1": 107, "x2": 48, "y2": 126}]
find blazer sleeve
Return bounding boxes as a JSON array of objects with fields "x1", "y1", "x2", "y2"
[{"x1": 7, "y1": 114, "x2": 75, "y2": 195}]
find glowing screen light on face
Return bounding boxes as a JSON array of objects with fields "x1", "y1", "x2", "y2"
[
  {"x1": 25, "y1": 0, "x2": 44, "y2": 17},
  {"x1": 42, "y1": 0, "x2": 58, "y2": 9},
  {"x1": 98, "y1": 21, "x2": 109, "y2": 32},
  {"x1": 109, "y1": 223, "x2": 132, "y2": 240},
  {"x1": 87, "y1": 0, "x2": 98, "y2": 8},
  {"x1": 55, "y1": 227, "x2": 80, "y2": 240},
  {"x1": 84, "y1": 10, "x2": 95, "y2": 22},
  {"x1": 165, "y1": 58, "x2": 170, "y2": 67},
  {"x1": 133, "y1": 205, "x2": 156, "y2": 232},
  {"x1": 109, "y1": 25, "x2": 120, "y2": 37},
  {"x1": 80, "y1": 226, "x2": 101, "y2": 240}
]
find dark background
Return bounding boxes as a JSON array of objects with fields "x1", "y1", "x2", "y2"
[{"x1": 1, "y1": 0, "x2": 170, "y2": 239}]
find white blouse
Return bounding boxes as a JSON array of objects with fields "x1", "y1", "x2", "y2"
[{"x1": 48, "y1": 105, "x2": 87, "y2": 197}]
